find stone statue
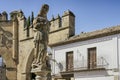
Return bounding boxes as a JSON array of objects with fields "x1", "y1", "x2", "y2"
[{"x1": 32, "y1": 4, "x2": 49, "y2": 69}]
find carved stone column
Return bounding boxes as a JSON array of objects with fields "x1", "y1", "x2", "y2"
[{"x1": 12, "y1": 18, "x2": 18, "y2": 61}]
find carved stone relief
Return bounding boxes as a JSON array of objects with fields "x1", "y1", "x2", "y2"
[{"x1": 0, "y1": 26, "x2": 13, "y2": 49}]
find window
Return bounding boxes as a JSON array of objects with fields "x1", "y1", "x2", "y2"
[
  {"x1": 88, "y1": 47, "x2": 97, "y2": 69},
  {"x1": 66, "y1": 51, "x2": 73, "y2": 71}
]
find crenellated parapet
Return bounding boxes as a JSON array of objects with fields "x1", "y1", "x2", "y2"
[
  {"x1": 10, "y1": 10, "x2": 25, "y2": 21},
  {"x1": 49, "y1": 10, "x2": 75, "y2": 33},
  {"x1": 0, "y1": 11, "x2": 8, "y2": 21},
  {"x1": 50, "y1": 14, "x2": 61, "y2": 32},
  {"x1": 10, "y1": 10, "x2": 27, "y2": 41},
  {"x1": 16, "y1": 10, "x2": 75, "y2": 45},
  {"x1": 49, "y1": 10, "x2": 75, "y2": 44}
]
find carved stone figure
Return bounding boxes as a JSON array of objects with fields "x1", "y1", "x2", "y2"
[
  {"x1": 0, "y1": 26, "x2": 13, "y2": 49},
  {"x1": 32, "y1": 4, "x2": 49, "y2": 69}
]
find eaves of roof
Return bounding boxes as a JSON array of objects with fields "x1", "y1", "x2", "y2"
[{"x1": 49, "y1": 25, "x2": 120, "y2": 47}]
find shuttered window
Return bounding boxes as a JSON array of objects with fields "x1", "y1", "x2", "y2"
[
  {"x1": 66, "y1": 51, "x2": 73, "y2": 71},
  {"x1": 88, "y1": 47, "x2": 97, "y2": 69}
]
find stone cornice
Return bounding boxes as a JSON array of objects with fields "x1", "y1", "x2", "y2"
[
  {"x1": 19, "y1": 37, "x2": 33, "y2": 42},
  {"x1": 49, "y1": 27, "x2": 69, "y2": 34}
]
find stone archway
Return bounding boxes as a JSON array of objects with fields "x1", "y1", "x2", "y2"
[
  {"x1": 25, "y1": 49, "x2": 34, "y2": 80},
  {"x1": 19, "y1": 48, "x2": 34, "y2": 80},
  {"x1": 0, "y1": 47, "x2": 17, "y2": 80}
]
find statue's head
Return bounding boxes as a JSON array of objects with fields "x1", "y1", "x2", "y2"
[{"x1": 39, "y1": 4, "x2": 49, "y2": 17}]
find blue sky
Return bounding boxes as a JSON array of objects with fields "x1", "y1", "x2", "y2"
[{"x1": 0, "y1": 0, "x2": 120, "y2": 34}]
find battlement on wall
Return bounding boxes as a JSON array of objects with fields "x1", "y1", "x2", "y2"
[
  {"x1": 17, "y1": 10, "x2": 76, "y2": 45},
  {"x1": 19, "y1": 10, "x2": 76, "y2": 45},
  {"x1": 49, "y1": 10, "x2": 75, "y2": 33},
  {"x1": 0, "y1": 11, "x2": 8, "y2": 21},
  {"x1": 49, "y1": 10, "x2": 75, "y2": 44},
  {"x1": 0, "y1": 9, "x2": 75, "y2": 45}
]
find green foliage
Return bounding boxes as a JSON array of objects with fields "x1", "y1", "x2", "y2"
[
  {"x1": 31, "y1": 11, "x2": 34, "y2": 28},
  {"x1": 26, "y1": 16, "x2": 30, "y2": 37},
  {"x1": 27, "y1": 16, "x2": 31, "y2": 28},
  {"x1": 26, "y1": 12, "x2": 34, "y2": 37},
  {"x1": 31, "y1": 11, "x2": 34, "y2": 24}
]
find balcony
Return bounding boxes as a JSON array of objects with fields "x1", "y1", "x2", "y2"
[{"x1": 58, "y1": 57, "x2": 109, "y2": 73}]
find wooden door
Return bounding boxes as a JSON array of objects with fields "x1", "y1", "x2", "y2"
[
  {"x1": 88, "y1": 47, "x2": 97, "y2": 69},
  {"x1": 66, "y1": 51, "x2": 73, "y2": 71}
]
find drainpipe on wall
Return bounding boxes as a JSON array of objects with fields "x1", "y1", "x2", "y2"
[
  {"x1": 53, "y1": 48, "x2": 55, "y2": 75},
  {"x1": 116, "y1": 37, "x2": 119, "y2": 80}
]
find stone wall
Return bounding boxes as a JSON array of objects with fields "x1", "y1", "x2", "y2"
[
  {"x1": 16, "y1": 10, "x2": 75, "y2": 80},
  {"x1": 0, "y1": 9, "x2": 76, "y2": 80},
  {"x1": 49, "y1": 10, "x2": 75, "y2": 45},
  {"x1": 0, "y1": 11, "x2": 8, "y2": 21},
  {"x1": 17, "y1": 39, "x2": 34, "y2": 80},
  {"x1": 0, "y1": 20, "x2": 17, "y2": 80}
]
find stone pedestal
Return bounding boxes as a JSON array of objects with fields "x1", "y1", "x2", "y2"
[
  {"x1": 35, "y1": 75, "x2": 47, "y2": 80},
  {"x1": 31, "y1": 68, "x2": 50, "y2": 80}
]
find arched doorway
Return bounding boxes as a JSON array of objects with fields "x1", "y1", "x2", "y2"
[
  {"x1": 0, "y1": 47, "x2": 17, "y2": 80},
  {"x1": 22, "y1": 48, "x2": 51, "y2": 80},
  {"x1": 23, "y1": 49, "x2": 35, "y2": 80}
]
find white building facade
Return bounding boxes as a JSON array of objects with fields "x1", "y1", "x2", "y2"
[{"x1": 50, "y1": 26, "x2": 120, "y2": 80}]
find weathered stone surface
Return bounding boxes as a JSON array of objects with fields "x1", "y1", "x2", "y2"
[
  {"x1": 0, "y1": 19, "x2": 17, "y2": 80},
  {"x1": 49, "y1": 10, "x2": 75, "y2": 45}
]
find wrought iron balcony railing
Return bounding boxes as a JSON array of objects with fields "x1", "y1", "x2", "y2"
[{"x1": 57, "y1": 57, "x2": 109, "y2": 72}]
